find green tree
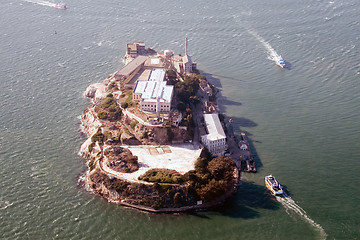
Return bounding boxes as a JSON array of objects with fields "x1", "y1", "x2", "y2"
[{"x1": 207, "y1": 156, "x2": 235, "y2": 181}]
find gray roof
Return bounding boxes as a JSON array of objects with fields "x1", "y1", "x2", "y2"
[
  {"x1": 117, "y1": 55, "x2": 148, "y2": 77},
  {"x1": 202, "y1": 114, "x2": 226, "y2": 141}
]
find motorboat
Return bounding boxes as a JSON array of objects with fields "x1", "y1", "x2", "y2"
[
  {"x1": 275, "y1": 55, "x2": 286, "y2": 68},
  {"x1": 265, "y1": 175, "x2": 284, "y2": 196},
  {"x1": 55, "y1": 3, "x2": 67, "y2": 9}
]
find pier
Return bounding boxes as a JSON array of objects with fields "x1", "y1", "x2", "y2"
[{"x1": 226, "y1": 121, "x2": 256, "y2": 173}]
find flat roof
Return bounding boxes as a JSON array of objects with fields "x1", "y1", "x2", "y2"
[
  {"x1": 148, "y1": 68, "x2": 165, "y2": 81},
  {"x1": 117, "y1": 55, "x2": 148, "y2": 77},
  {"x1": 134, "y1": 81, "x2": 173, "y2": 103},
  {"x1": 202, "y1": 114, "x2": 226, "y2": 141}
]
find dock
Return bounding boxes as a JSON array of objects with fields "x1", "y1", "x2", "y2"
[{"x1": 226, "y1": 121, "x2": 256, "y2": 173}]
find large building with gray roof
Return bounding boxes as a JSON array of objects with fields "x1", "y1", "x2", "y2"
[{"x1": 201, "y1": 114, "x2": 227, "y2": 157}]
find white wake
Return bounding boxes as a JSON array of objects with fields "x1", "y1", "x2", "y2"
[
  {"x1": 247, "y1": 29, "x2": 280, "y2": 63},
  {"x1": 23, "y1": 0, "x2": 57, "y2": 8},
  {"x1": 276, "y1": 193, "x2": 327, "y2": 239}
]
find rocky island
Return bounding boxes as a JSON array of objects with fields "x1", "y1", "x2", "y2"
[{"x1": 79, "y1": 40, "x2": 240, "y2": 212}]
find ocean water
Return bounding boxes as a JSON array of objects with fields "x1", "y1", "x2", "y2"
[{"x1": 1, "y1": 0, "x2": 359, "y2": 239}]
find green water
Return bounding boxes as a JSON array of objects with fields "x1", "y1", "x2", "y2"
[{"x1": 1, "y1": 0, "x2": 359, "y2": 239}]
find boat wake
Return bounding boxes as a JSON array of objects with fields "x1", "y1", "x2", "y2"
[
  {"x1": 247, "y1": 29, "x2": 281, "y2": 64},
  {"x1": 276, "y1": 193, "x2": 327, "y2": 239},
  {"x1": 23, "y1": 0, "x2": 58, "y2": 8}
]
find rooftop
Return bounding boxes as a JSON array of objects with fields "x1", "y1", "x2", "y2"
[
  {"x1": 148, "y1": 68, "x2": 166, "y2": 82},
  {"x1": 134, "y1": 81, "x2": 173, "y2": 103},
  {"x1": 202, "y1": 114, "x2": 226, "y2": 141},
  {"x1": 117, "y1": 55, "x2": 148, "y2": 77},
  {"x1": 127, "y1": 42, "x2": 145, "y2": 51},
  {"x1": 182, "y1": 55, "x2": 192, "y2": 63}
]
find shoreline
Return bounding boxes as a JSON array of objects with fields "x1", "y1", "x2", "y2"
[{"x1": 78, "y1": 42, "x2": 242, "y2": 213}]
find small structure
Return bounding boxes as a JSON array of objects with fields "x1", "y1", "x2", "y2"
[
  {"x1": 199, "y1": 79, "x2": 213, "y2": 96},
  {"x1": 201, "y1": 114, "x2": 227, "y2": 157}
]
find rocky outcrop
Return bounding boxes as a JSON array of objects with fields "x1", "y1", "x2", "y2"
[{"x1": 84, "y1": 82, "x2": 108, "y2": 103}]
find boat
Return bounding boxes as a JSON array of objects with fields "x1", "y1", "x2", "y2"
[
  {"x1": 275, "y1": 55, "x2": 286, "y2": 68},
  {"x1": 265, "y1": 175, "x2": 284, "y2": 196},
  {"x1": 55, "y1": 3, "x2": 67, "y2": 9}
]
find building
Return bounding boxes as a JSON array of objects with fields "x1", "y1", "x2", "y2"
[
  {"x1": 126, "y1": 42, "x2": 146, "y2": 58},
  {"x1": 115, "y1": 55, "x2": 148, "y2": 88},
  {"x1": 201, "y1": 114, "x2": 227, "y2": 157},
  {"x1": 133, "y1": 69, "x2": 174, "y2": 113},
  {"x1": 172, "y1": 38, "x2": 197, "y2": 74},
  {"x1": 199, "y1": 79, "x2": 213, "y2": 96}
]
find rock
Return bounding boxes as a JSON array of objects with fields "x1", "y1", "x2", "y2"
[{"x1": 84, "y1": 83, "x2": 108, "y2": 103}]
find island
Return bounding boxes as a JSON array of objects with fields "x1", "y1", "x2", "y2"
[{"x1": 79, "y1": 40, "x2": 242, "y2": 212}]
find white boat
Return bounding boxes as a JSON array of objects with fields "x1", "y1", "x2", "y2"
[
  {"x1": 265, "y1": 175, "x2": 284, "y2": 196},
  {"x1": 275, "y1": 55, "x2": 286, "y2": 68},
  {"x1": 55, "y1": 3, "x2": 67, "y2": 9}
]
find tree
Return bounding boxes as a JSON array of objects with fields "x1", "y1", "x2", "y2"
[
  {"x1": 173, "y1": 192, "x2": 182, "y2": 205},
  {"x1": 197, "y1": 179, "x2": 227, "y2": 201},
  {"x1": 121, "y1": 102, "x2": 128, "y2": 109},
  {"x1": 207, "y1": 156, "x2": 236, "y2": 181},
  {"x1": 177, "y1": 101, "x2": 186, "y2": 112},
  {"x1": 195, "y1": 157, "x2": 208, "y2": 173}
]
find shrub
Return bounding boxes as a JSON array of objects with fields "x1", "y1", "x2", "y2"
[
  {"x1": 177, "y1": 101, "x2": 186, "y2": 112},
  {"x1": 112, "y1": 180, "x2": 128, "y2": 191},
  {"x1": 101, "y1": 97, "x2": 116, "y2": 108},
  {"x1": 91, "y1": 132, "x2": 105, "y2": 144},
  {"x1": 173, "y1": 192, "x2": 182, "y2": 205},
  {"x1": 167, "y1": 127, "x2": 174, "y2": 142},
  {"x1": 141, "y1": 131, "x2": 148, "y2": 139},
  {"x1": 108, "y1": 108, "x2": 121, "y2": 120},
  {"x1": 88, "y1": 158, "x2": 95, "y2": 171},
  {"x1": 195, "y1": 157, "x2": 208, "y2": 173},
  {"x1": 130, "y1": 119, "x2": 138, "y2": 129},
  {"x1": 108, "y1": 105, "x2": 118, "y2": 112},
  {"x1": 88, "y1": 142, "x2": 95, "y2": 152},
  {"x1": 138, "y1": 169, "x2": 183, "y2": 184},
  {"x1": 103, "y1": 131, "x2": 111, "y2": 140},
  {"x1": 97, "y1": 112, "x2": 108, "y2": 119},
  {"x1": 121, "y1": 102, "x2": 129, "y2": 109}
]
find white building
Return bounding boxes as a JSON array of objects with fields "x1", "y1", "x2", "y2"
[
  {"x1": 133, "y1": 69, "x2": 174, "y2": 113},
  {"x1": 201, "y1": 114, "x2": 227, "y2": 157}
]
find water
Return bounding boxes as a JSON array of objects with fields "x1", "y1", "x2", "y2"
[{"x1": 1, "y1": 0, "x2": 359, "y2": 239}]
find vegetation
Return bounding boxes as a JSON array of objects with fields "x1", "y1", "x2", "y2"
[
  {"x1": 130, "y1": 119, "x2": 138, "y2": 129},
  {"x1": 104, "y1": 146, "x2": 139, "y2": 173},
  {"x1": 184, "y1": 156, "x2": 236, "y2": 201},
  {"x1": 138, "y1": 156, "x2": 236, "y2": 202},
  {"x1": 107, "y1": 81, "x2": 119, "y2": 91},
  {"x1": 95, "y1": 95, "x2": 122, "y2": 121},
  {"x1": 91, "y1": 132, "x2": 105, "y2": 145},
  {"x1": 175, "y1": 74, "x2": 200, "y2": 106},
  {"x1": 166, "y1": 127, "x2": 174, "y2": 142},
  {"x1": 121, "y1": 102, "x2": 128, "y2": 109},
  {"x1": 124, "y1": 91, "x2": 133, "y2": 106},
  {"x1": 88, "y1": 158, "x2": 96, "y2": 171},
  {"x1": 166, "y1": 69, "x2": 177, "y2": 85},
  {"x1": 138, "y1": 169, "x2": 184, "y2": 184}
]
